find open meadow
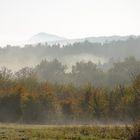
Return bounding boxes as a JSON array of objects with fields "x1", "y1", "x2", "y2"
[{"x1": 0, "y1": 123, "x2": 131, "y2": 140}]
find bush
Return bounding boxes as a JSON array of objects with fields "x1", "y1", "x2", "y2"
[{"x1": 130, "y1": 119, "x2": 140, "y2": 140}]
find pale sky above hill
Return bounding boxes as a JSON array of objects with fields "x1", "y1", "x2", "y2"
[{"x1": 0, "y1": 0, "x2": 140, "y2": 45}]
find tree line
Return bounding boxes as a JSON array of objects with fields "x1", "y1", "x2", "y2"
[
  {"x1": 0, "y1": 57, "x2": 140, "y2": 123},
  {"x1": 1, "y1": 37, "x2": 140, "y2": 70},
  {"x1": 35, "y1": 56, "x2": 140, "y2": 87}
]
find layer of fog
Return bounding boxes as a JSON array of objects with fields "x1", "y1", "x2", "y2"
[
  {"x1": 0, "y1": 36, "x2": 140, "y2": 72},
  {"x1": 0, "y1": 53, "x2": 107, "y2": 72}
]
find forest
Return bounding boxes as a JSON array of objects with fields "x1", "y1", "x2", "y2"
[
  {"x1": 0, "y1": 56, "x2": 139, "y2": 124},
  {"x1": 0, "y1": 36, "x2": 140, "y2": 71},
  {"x1": 1, "y1": 0, "x2": 140, "y2": 139}
]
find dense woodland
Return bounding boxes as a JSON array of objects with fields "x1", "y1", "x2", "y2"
[
  {"x1": 0, "y1": 56, "x2": 140, "y2": 123},
  {"x1": 0, "y1": 37, "x2": 140, "y2": 70},
  {"x1": 0, "y1": 37, "x2": 140, "y2": 123},
  {"x1": 35, "y1": 56, "x2": 140, "y2": 86}
]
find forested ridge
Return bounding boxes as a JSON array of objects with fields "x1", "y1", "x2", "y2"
[{"x1": 1, "y1": 37, "x2": 140, "y2": 70}]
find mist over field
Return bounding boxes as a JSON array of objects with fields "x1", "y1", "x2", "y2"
[{"x1": 1, "y1": 0, "x2": 140, "y2": 139}]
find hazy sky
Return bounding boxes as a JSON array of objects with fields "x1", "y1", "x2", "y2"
[{"x1": 0, "y1": 0, "x2": 140, "y2": 45}]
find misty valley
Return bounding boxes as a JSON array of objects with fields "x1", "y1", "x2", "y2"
[
  {"x1": 0, "y1": 36, "x2": 140, "y2": 139},
  {"x1": 1, "y1": 0, "x2": 140, "y2": 139}
]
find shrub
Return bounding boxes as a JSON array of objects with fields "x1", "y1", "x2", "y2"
[{"x1": 130, "y1": 119, "x2": 140, "y2": 140}]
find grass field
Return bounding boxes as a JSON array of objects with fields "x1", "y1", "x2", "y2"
[{"x1": 0, "y1": 123, "x2": 131, "y2": 140}]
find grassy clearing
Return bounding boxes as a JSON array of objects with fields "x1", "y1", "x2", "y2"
[{"x1": 0, "y1": 123, "x2": 131, "y2": 140}]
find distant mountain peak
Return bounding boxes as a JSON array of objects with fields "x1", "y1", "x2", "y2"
[
  {"x1": 29, "y1": 32, "x2": 66, "y2": 44},
  {"x1": 37, "y1": 32, "x2": 49, "y2": 36}
]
